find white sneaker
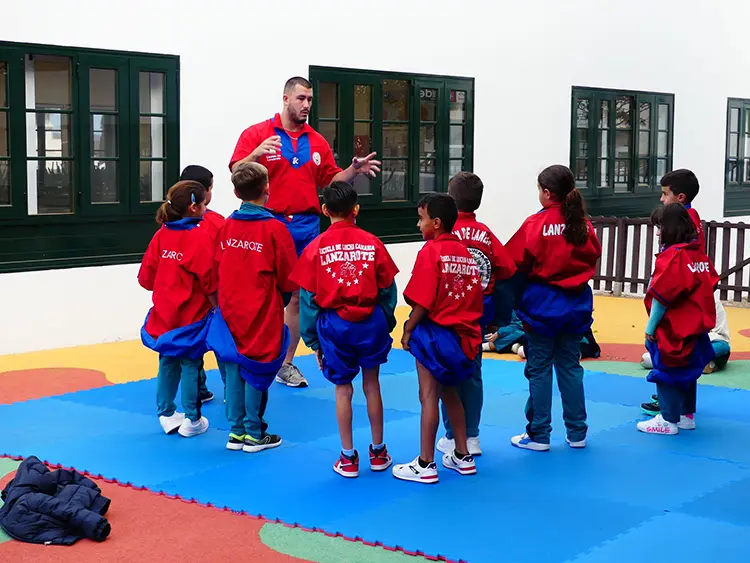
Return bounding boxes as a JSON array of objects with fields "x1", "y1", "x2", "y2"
[
  {"x1": 677, "y1": 414, "x2": 696, "y2": 430},
  {"x1": 481, "y1": 342, "x2": 492, "y2": 352},
  {"x1": 640, "y1": 352, "x2": 653, "y2": 369},
  {"x1": 566, "y1": 436, "x2": 587, "y2": 449},
  {"x1": 178, "y1": 416, "x2": 209, "y2": 437},
  {"x1": 511, "y1": 432, "x2": 550, "y2": 451},
  {"x1": 436, "y1": 436, "x2": 454, "y2": 455},
  {"x1": 159, "y1": 412, "x2": 185, "y2": 435},
  {"x1": 391, "y1": 457, "x2": 439, "y2": 484},
  {"x1": 467, "y1": 437, "x2": 482, "y2": 456},
  {"x1": 511, "y1": 343, "x2": 521, "y2": 354},
  {"x1": 637, "y1": 414, "x2": 678, "y2": 435},
  {"x1": 517, "y1": 346, "x2": 526, "y2": 359},
  {"x1": 442, "y1": 452, "x2": 477, "y2": 475}
]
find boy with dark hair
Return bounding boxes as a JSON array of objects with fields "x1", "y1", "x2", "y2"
[
  {"x1": 436, "y1": 172, "x2": 516, "y2": 457},
  {"x1": 180, "y1": 164, "x2": 225, "y2": 404},
  {"x1": 207, "y1": 162, "x2": 298, "y2": 453},
  {"x1": 290, "y1": 181, "x2": 399, "y2": 478},
  {"x1": 393, "y1": 194, "x2": 483, "y2": 484}
]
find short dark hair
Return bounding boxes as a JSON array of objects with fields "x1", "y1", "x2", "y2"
[
  {"x1": 418, "y1": 193, "x2": 458, "y2": 232},
  {"x1": 284, "y1": 76, "x2": 312, "y2": 94},
  {"x1": 322, "y1": 181, "x2": 358, "y2": 216},
  {"x1": 448, "y1": 171, "x2": 483, "y2": 212},
  {"x1": 180, "y1": 165, "x2": 213, "y2": 190},
  {"x1": 650, "y1": 203, "x2": 697, "y2": 247},
  {"x1": 231, "y1": 162, "x2": 268, "y2": 201},
  {"x1": 661, "y1": 169, "x2": 699, "y2": 203}
]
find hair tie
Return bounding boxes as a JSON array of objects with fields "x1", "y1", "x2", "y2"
[
  {"x1": 191, "y1": 192, "x2": 196, "y2": 204},
  {"x1": 167, "y1": 200, "x2": 172, "y2": 205}
]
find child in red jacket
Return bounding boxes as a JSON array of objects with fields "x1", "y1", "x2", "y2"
[{"x1": 138, "y1": 180, "x2": 217, "y2": 438}]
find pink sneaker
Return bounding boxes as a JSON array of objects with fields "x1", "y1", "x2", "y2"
[{"x1": 678, "y1": 414, "x2": 696, "y2": 430}]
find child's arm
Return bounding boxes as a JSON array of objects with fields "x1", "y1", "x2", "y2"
[
  {"x1": 137, "y1": 234, "x2": 160, "y2": 291},
  {"x1": 401, "y1": 304, "x2": 428, "y2": 351},
  {"x1": 378, "y1": 281, "x2": 398, "y2": 333},
  {"x1": 645, "y1": 300, "x2": 667, "y2": 341},
  {"x1": 298, "y1": 289, "x2": 321, "y2": 351}
]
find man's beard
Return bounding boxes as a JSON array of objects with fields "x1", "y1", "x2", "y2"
[{"x1": 291, "y1": 109, "x2": 308, "y2": 124}]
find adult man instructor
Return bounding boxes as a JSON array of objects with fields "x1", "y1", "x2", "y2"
[{"x1": 229, "y1": 76, "x2": 381, "y2": 388}]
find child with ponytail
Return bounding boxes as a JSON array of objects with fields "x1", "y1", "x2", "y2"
[
  {"x1": 504, "y1": 165, "x2": 602, "y2": 451},
  {"x1": 138, "y1": 180, "x2": 217, "y2": 438}
]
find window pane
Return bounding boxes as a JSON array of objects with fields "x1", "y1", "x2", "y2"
[
  {"x1": 382, "y1": 159, "x2": 407, "y2": 200},
  {"x1": 140, "y1": 160, "x2": 165, "y2": 202},
  {"x1": 728, "y1": 159, "x2": 739, "y2": 183},
  {"x1": 419, "y1": 159, "x2": 436, "y2": 193},
  {"x1": 26, "y1": 55, "x2": 72, "y2": 110},
  {"x1": 420, "y1": 88, "x2": 438, "y2": 121},
  {"x1": 0, "y1": 63, "x2": 6, "y2": 108},
  {"x1": 318, "y1": 121, "x2": 338, "y2": 164},
  {"x1": 352, "y1": 175, "x2": 372, "y2": 195},
  {"x1": 140, "y1": 116, "x2": 164, "y2": 157},
  {"x1": 746, "y1": 161, "x2": 750, "y2": 183},
  {"x1": 26, "y1": 112, "x2": 71, "y2": 158},
  {"x1": 318, "y1": 83, "x2": 338, "y2": 119},
  {"x1": 576, "y1": 99, "x2": 589, "y2": 128},
  {"x1": 140, "y1": 72, "x2": 165, "y2": 114},
  {"x1": 449, "y1": 159, "x2": 463, "y2": 178},
  {"x1": 658, "y1": 104, "x2": 669, "y2": 130},
  {"x1": 354, "y1": 85, "x2": 371, "y2": 120},
  {"x1": 0, "y1": 112, "x2": 7, "y2": 156},
  {"x1": 638, "y1": 159, "x2": 649, "y2": 184},
  {"x1": 730, "y1": 107, "x2": 740, "y2": 133},
  {"x1": 599, "y1": 101, "x2": 610, "y2": 128},
  {"x1": 450, "y1": 125, "x2": 464, "y2": 158},
  {"x1": 614, "y1": 159, "x2": 630, "y2": 193},
  {"x1": 599, "y1": 130, "x2": 609, "y2": 157},
  {"x1": 657, "y1": 132, "x2": 668, "y2": 157},
  {"x1": 575, "y1": 159, "x2": 587, "y2": 182},
  {"x1": 450, "y1": 90, "x2": 466, "y2": 123},
  {"x1": 383, "y1": 80, "x2": 408, "y2": 121},
  {"x1": 92, "y1": 160, "x2": 118, "y2": 204},
  {"x1": 615, "y1": 97, "x2": 632, "y2": 129},
  {"x1": 383, "y1": 124, "x2": 408, "y2": 157},
  {"x1": 30, "y1": 160, "x2": 73, "y2": 214},
  {"x1": 615, "y1": 130, "x2": 630, "y2": 157},
  {"x1": 745, "y1": 110, "x2": 750, "y2": 158},
  {"x1": 657, "y1": 159, "x2": 668, "y2": 183},
  {"x1": 730, "y1": 133, "x2": 739, "y2": 158},
  {"x1": 354, "y1": 122, "x2": 371, "y2": 157},
  {"x1": 599, "y1": 159, "x2": 610, "y2": 187},
  {"x1": 420, "y1": 125, "x2": 436, "y2": 157},
  {"x1": 639, "y1": 102, "x2": 651, "y2": 130},
  {"x1": 638, "y1": 131, "x2": 650, "y2": 157},
  {"x1": 90, "y1": 69, "x2": 117, "y2": 112},
  {"x1": 92, "y1": 114, "x2": 118, "y2": 157},
  {"x1": 0, "y1": 161, "x2": 9, "y2": 205},
  {"x1": 577, "y1": 130, "x2": 588, "y2": 158}
]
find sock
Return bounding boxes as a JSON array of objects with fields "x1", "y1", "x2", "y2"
[
  {"x1": 371, "y1": 442, "x2": 384, "y2": 452},
  {"x1": 417, "y1": 457, "x2": 432, "y2": 468},
  {"x1": 454, "y1": 451, "x2": 469, "y2": 460},
  {"x1": 342, "y1": 448, "x2": 356, "y2": 458}
]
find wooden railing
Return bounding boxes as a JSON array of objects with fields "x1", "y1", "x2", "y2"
[{"x1": 591, "y1": 217, "x2": 750, "y2": 303}]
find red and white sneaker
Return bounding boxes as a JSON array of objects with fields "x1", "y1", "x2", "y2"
[
  {"x1": 442, "y1": 452, "x2": 477, "y2": 475},
  {"x1": 392, "y1": 457, "x2": 439, "y2": 484},
  {"x1": 333, "y1": 451, "x2": 359, "y2": 478},
  {"x1": 369, "y1": 445, "x2": 393, "y2": 471},
  {"x1": 637, "y1": 414, "x2": 678, "y2": 435}
]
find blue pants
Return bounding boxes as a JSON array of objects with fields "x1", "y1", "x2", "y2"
[
  {"x1": 198, "y1": 358, "x2": 227, "y2": 395},
  {"x1": 656, "y1": 381, "x2": 698, "y2": 424},
  {"x1": 276, "y1": 213, "x2": 320, "y2": 257},
  {"x1": 408, "y1": 319, "x2": 475, "y2": 386},
  {"x1": 156, "y1": 355, "x2": 202, "y2": 422},
  {"x1": 224, "y1": 362, "x2": 268, "y2": 439},
  {"x1": 712, "y1": 340, "x2": 731, "y2": 370},
  {"x1": 524, "y1": 330, "x2": 587, "y2": 444},
  {"x1": 441, "y1": 353, "x2": 483, "y2": 439}
]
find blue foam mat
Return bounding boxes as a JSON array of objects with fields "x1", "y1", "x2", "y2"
[{"x1": 2, "y1": 349, "x2": 749, "y2": 563}]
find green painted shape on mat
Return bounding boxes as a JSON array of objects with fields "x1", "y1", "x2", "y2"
[
  {"x1": 259, "y1": 522, "x2": 434, "y2": 563},
  {"x1": 0, "y1": 459, "x2": 21, "y2": 544},
  {"x1": 588, "y1": 360, "x2": 750, "y2": 390}
]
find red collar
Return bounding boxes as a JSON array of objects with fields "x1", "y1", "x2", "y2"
[
  {"x1": 434, "y1": 232, "x2": 460, "y2": 243},
  {"x1": 272, "y1": 113, "x2": 314, "y2": 136}
]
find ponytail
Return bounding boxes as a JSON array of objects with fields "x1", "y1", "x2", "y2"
[
  {"x1": 562, "y1": 188, "x2": 588, "y2": 246},
  {"x1": 155, "y1": 180, "x2": 208, "y2": 225}
]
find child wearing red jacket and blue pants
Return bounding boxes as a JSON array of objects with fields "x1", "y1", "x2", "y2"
[
  {"x1": 504, "y1": 165, "x2": 602, "y2": 451},
  {"x1": 138, "y1": 180, "x2": 217, "y2": 438},
  {"x1": 638, "y1": 203, "x2": 717, "y2": 435},
  {"x1": 207, "y1": 162, "x2": 298, "y2": 453},
  {"x1": 291, "y1": 182, "x2": 399, "y2": 478},
  {"x1": 393, "y1": 194, "x2": 483, "y2": 484}
]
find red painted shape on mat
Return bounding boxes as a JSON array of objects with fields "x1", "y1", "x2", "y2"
[
  {"x1": 0, "y1": 470, "x2": 15, "y2": 491},
  {"x1": 0, "y1": 368, "x2": 111, "y2": 404},
  {"x1": 0, "y1": 475, "x2": 312, "y2": 563},
  {"x1": 585, "y1": 342, "x2": 750, "y2": 362},
  {"x1": 739, "y1": 329, "x2": 750, "y2": 339}
]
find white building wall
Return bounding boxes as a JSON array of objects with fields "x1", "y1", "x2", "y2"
[{"x1": 2, "y1": 0, "x2": 750, "y2": 354}]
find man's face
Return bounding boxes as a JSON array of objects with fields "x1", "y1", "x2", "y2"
[{"x1": 284, "y1": 84, "x2": 313, "y2": 125}]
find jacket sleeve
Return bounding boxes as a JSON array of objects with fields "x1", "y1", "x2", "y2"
[
  {"x1": 138, "y1": 232, "x2": 160, "y2": 291},
  {"x1": 299, "y1": 289, "x2": 320, "y2": 351},
  {"x1": 275, "y1": 225, "x2": 299, "y2": 297},
  {"x1": 378, "y1": 281, "x2": 398, "y2": 333}
]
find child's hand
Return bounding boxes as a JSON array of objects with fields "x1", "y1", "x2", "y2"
[
  {"x1": 485, "y1": 332, "x2": 499, "y2": 343},
  {"x1": 401, "y1": 329, "x2": 412, "y2": 351},
  {"x1": 645, "y1": 333, "x2": 657, "y2": 343},
  {"x1": 315, "y1": 349, "x2": 324, "y2": 370}
]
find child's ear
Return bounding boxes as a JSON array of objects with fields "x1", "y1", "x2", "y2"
[
  {"x1": 322, "y1": 204, "x2": 331, "y2": 218},
  {"x1": 677, "y1": 193, "x2": 687, "y2": 204},
  {"x1": 352, "y1": 204, "x2": 360, "y2": 218},
  {"x1": 264, "y1": 182, "x2": 270, "y2": 195},
  {"x1": 234, "y1": 187, "x2": 241, "y2": 199}
]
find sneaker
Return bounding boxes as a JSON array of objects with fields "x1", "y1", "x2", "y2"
[
  {"x1": 677, "y1": 414, "x2": 696, "y2": 430},
  {"x1": 199, "y1": 390, "x2": 215, "y2": 404},
  {"x1": 467, "y1": 437, "x2": 482, "y2": 456},
  {"x1": 511, "y1": 433, "x2": 550, "y2": 451},
  {"x1": 437, "y1": 436, "x2": 482, "y2": 456},
  {"x1": 369, "y1": 445, "x2": 393, "y2": 471},
  {"x1": 226, "y1": 433, "x2": 245, "y2": 451},
  {"x1": 243, "y1": 433, "x2": 283, "y2": 453},
  {"x1": 275, "y1": 363, "x2": 308, "y2": 388},
  {"x1": 159, "y1": 412, "x2": 185, "y2": 435},
  {"x1": 641, "y1": 352, "x2": 653, "y2": 369},
  {"x1": 442, "y1": 452, "x2": 477, "y2": 475},
  {"x1": 392, "y1": 457, "x2": 439, "y2": 484},
  {"x1": 641, "y1": 400, "x2": 660, "y2": 416},
  {"x1": 333, "y1": 451, "x2": 359, "y2": 478},
  {"x1": 637, "y1": 414, "x2": 678, "y2": 435},
  {"x1": 704, "y1": 361, "x2": 717, "y2": 374},
  {"x1": 511, "y1": 343, "x2": 521, "y2": 354},
  {"x1": 178, "y1": 416, "x2": 209, "y2": 437},
  {"x1": 566, "y1": 436, "x2": 587, "y2": 449},
  {"x1": 517, "y1": 346, "x2": 526, "y2": 359}
]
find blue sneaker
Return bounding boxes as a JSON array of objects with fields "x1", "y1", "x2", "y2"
[{"x1": 511, "y1": 433, "x2": 550, "y2": 451}]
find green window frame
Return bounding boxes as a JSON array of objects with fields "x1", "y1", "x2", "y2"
[
  {"x1": 724, "y1": 98, "x2": 750, "y2": 216},
  {"x1": 0, "y1": 41, "x2": 179, "y2": 273},
  {"x1": 570, "y1": 86, "x2": 674, "y2": 218},
  {"x1": 309, "y1": 66, "x2": 475, "y2": 243}
]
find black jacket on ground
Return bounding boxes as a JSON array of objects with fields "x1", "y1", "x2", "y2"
[{"x1": 0, "y1": 456, "x2": 111, "y2": 545}]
